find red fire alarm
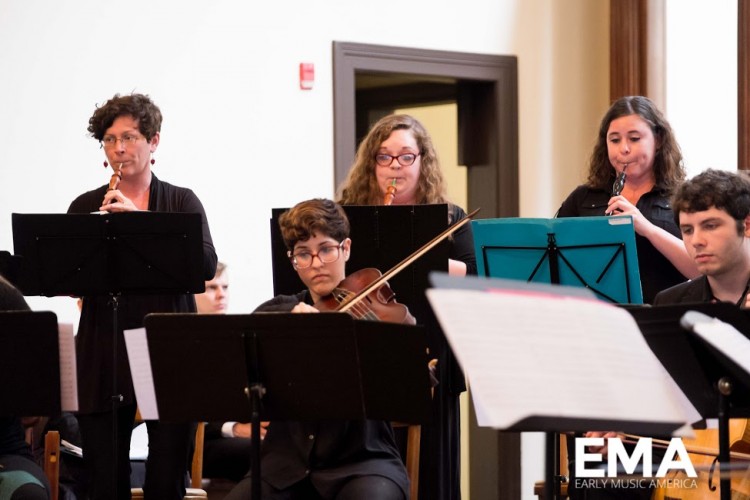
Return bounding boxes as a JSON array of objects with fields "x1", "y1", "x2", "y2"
[{"x1": 299, "y1": 62, "x2": 314, "y2": 90}]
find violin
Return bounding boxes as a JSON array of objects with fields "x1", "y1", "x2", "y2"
[
  {"x1": 314, "y1": 268, "x2": 416, "y2": 325},
  {"x1": 627, "y1": 420, "x2": 750, "y2": 499},
  {"x1": 317, "y1": 208, "x2": 480, "y2": 324}
]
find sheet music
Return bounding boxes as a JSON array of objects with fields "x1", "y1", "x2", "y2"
[
  {"x1": 426, "y1": 287, "x2": 701, "y2": 430},
  {"x1": 688, "y1": 316, "x2": 750, "y2": 376},
  {"x1": 123, "y1": 327, "x2": 159, "y2": 420},
  {"x1": 58, "y1": 323, "x2": 78, "y2": 412}
]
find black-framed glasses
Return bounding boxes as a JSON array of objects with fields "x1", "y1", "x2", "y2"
[
  {"x1": 101, "y1": 133, "x2": 144, "y2": 148},
  {"x1": 287, "y1": 241, "x2": 345, "y2": 269},
  {"x1": 374, "y1": 152, "x2": 421, "y2": 167}
]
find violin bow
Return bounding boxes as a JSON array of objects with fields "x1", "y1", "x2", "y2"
[{"x1": 335, "y1": 207, "x2": 480, "y2": 314}]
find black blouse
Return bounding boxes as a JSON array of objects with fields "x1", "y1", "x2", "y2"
[{"x1": 557, "y1": 185, "x2": 684, "y2": 304}]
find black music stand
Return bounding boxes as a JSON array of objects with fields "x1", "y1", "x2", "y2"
[
  {"x1": 0, "y1": 311, "x2": 61, "y2": 416},
  {"x1": 629, "y1": 302, "x2": 750, "y2": 500},
  {"x1": 0, "y1": 250, "x2": 21, "y2": 286},
  {"x1": 11, "y1": 212, "x2": 206, "y2": 489},
  {"x1": 135, "y1": 312, "x2": 432, "y2": 500}
]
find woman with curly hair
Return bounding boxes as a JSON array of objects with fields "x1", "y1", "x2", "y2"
[
  {"x1": 557, "y1": 95, "x2": 698, "y2": 304},
  {"x1": 337, "y1": 114, "x2": 474, "y2": 500},
  {"x1": 68, "y1": 93, "x2": 217, "y2": 500},
  {"x1": 338, "y1": 114, "x2": 475, "y2": 277}
]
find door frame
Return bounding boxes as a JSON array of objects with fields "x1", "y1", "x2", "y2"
[{"x1": 332, "y1": 41, "x2": 519, "y2": 219}]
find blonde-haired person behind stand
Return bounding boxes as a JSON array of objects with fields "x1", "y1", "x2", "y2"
[
  {"x1": 337, "y1": 114, "x2": 475, "y2": 500},
  {"x1": 195, "y1": 263, "x2": 265, "y2": 485}
]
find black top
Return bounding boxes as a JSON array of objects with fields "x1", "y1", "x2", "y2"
[
  {"x1": 252, "y1": 291, "x2": 409, "y2": 497},
  {"x1": 0, "y1": 416, "x2": 32, "y2": 458},
  {"x1": 653, "y1": 275, "x2": 711, "y2": 305},
  {"x1": 557, "y1": 185, "x2": 684, "y2": 304},
  {"x1": 448, "y1": 204, "x2": 477, "y2": 276},
  {"x1": 68, "y1": 174, "x2": 217, "y2": 413}
]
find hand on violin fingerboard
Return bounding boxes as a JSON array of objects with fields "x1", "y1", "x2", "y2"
[
  {"x1": 291, "y1": 302, "x2": 319, "y2": 314},
  {"x1": 583, "y1": 430, "x2": 619, "y2": 457}
]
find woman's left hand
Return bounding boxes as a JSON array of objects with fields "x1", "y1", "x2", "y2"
[
  {"x1": 606, "y1": 195, "x2": 650, "y2": 234},
  {"x1": 100, "y1": 189, "x2": 139, "y2": 212},
  {"x1": 291, "y1": 302, "x2": 319, "y2": 314}
]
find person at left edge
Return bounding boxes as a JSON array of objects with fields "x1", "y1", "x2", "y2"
[{"x1": 67, "y1": 93, "x2": 217, "y2": 500}]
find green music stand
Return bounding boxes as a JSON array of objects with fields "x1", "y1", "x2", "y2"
[{"x1": 472, "y1": 216, "x2": 643, "y2": 304}]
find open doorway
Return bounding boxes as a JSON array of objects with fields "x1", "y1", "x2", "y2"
[
  {"x1": 332, "y1": 41, "x2": 519, "y2": 220},
  {"x1": 333, "y1": 41, "x2": 521, "y2": 499}
]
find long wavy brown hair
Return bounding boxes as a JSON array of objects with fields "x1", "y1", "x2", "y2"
[
  {"x1": 337, "y1": 114, "x2": 450, "y2": 206},
  {"x1": 586, "y1": 96, "x2": 685, "y2": 193}
]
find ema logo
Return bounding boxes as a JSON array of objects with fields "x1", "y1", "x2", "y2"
[{"x1": 575, "y1": 437, "x2": 697, "y2": 489}]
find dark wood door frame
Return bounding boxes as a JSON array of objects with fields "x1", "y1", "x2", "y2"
[{"x1": 332, "y1": 41, "x2": 519, "y2": 219}]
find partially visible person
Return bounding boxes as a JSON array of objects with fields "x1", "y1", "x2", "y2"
[
  {"x1": 195, "y1": 263, "x2": 264, "y2": 483},
  {"x1": 68, "y1": 93, "x2": 217, "y2": 500},
  {"x1": 557, "y1": 95, "x2": 699, "y2": 304},
  {"x1": 225, "y1": 198, "x2": 408, "y2": 500},
  {"x1": 337, "y1": 114, "x2": 472, "y2": 500},
  {"x1": 194, "y1": 261, "x2": 229, "y2": 314},
  {"x1": 654, "y1": 168, "x2": 750, "y2": 306},
  {"x1": 0, "y1": 275, "x2": 52, "y2": 500}
]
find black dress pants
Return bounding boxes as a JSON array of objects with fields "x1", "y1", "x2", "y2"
[{"x1": 78, "y1": 403, "x2": 193, "y2": 500}]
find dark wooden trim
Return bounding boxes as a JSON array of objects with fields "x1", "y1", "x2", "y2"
[
  {"x1": 333, "y1": 41, "x2": 519, "y2": 218},
  {"x1": 740, "y1": 0, "x2": 750, "y2": 171},
  {"x1": 610, "y1": 0, "x2": 648, "y2": 100}
]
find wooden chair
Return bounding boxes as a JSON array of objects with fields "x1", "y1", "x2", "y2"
[
  {"x1": 130, "y1": 421, "x2": 208, "y2": 499},
  {"x1": 43, "y1": 423, "x2": 207, "y2": 500},
  {"x1": 533, "y1": 434, "x2": 569, "y2": 499},
  {"x1": 400, "y1": 423, "x2": 422, "y2": 500},
  {"x1": 43, "y1": 430, "x2": 61, "y2": 500}
]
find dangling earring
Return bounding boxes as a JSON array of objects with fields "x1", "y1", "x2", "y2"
[
  {"x1": 103, "y1": 161, "x2": 108, "y2": 168},
  {"x1": 150, "y1": 158, "x2": 156, "y2": 165}
]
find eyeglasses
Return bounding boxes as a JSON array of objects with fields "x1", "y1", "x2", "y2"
[
  {"x1": 288, "y1": 241, "x2": 345, "y2": 269},
  {"x1": 374, "y1": 153, "x2": 420, "y2": 167},
  {"x1": 101, "y1": 133, "x2": 144, "y2": 148}
]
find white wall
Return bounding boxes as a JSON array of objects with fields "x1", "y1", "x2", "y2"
[
  {"x1": 0, "y1": 1, "x2": 610, "y2": 497},
  {"x1": 665, "y1": 0, "x2": 738, "y2": 177}
]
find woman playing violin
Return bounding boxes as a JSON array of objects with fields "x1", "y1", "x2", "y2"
[{"x1": 224, "y1": 198, "x2": 408, "y2": 500}]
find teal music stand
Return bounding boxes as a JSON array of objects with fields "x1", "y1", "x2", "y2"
[{"x1": 472, "y1": 216, "x2": 643, "y2": 304}]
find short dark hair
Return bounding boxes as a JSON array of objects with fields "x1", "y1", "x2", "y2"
[
  {"x1": 671, "y1": 169, "x2": 750, "y2": 234},
  {"x1": 87, "y1": 93, "x2": 162, "y2": 141},
  {"x1": 278, "y1": 199, "x2": 350, "y2": 250}
]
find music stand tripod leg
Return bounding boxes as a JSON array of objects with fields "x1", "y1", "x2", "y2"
[
  {"x1": 109, "y1": 295, "x2": 124, "y2": 493},
  {"x1": 248, "y1": 383, "x2": 265, "y2": 500},
  {"x1": 717, "y1": 377, "x2": 732, "y2": 500}
]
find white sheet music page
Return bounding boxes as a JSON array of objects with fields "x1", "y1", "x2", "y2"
[
  {"x1": 426, "y1": 287, "x2": 700, "y2": 430},
  {"x1": 123, "y1": 327, "x2": 159, "y2": 420},
  {"x1": 689, "y1": 317, "x2": 750, "y2": 376},
  {"x1": 58, "y1": 323, "x2": 78, "y2": 412}
]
